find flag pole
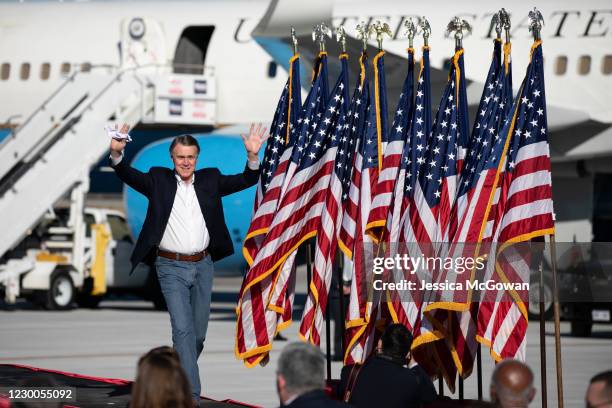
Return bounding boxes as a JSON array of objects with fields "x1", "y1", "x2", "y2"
[
  {"x1": 445, "y1": 16, "x2": 472, "y2": 400},
  {"x1": 538, "y1": 259, "x2": 548, "y2": 408},
  {"x1": 334, "y1": 26, "x2": 348, "y2": 364},
  {"x1": 473, "y1": 12, "x2": 505, "y2": 401},
  {"x1": 337, "y1": 254, "x2": 346, "y2": 360},
  {"x1": 312, "y1": 22, "x2": 333, "y2": 381},
  {"x1": 548, "y1": 233, "x2": 564, "y2": 408},
  {"x1": 526, "y1": 7, "x2": 564, "y2": 406},
  {"x1": 476, "y1": 346, "x2": 483, "y2": 399},
  {"x1": 325, "y1": 286, "x2": 332, "y2": 381}
]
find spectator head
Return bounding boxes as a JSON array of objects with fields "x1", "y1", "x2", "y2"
[
  {"x1": 131, "y1": 346, "x2": 193, "y2": 408},
  {"x1": 144, "y1": 345, "x2": 181, "y2": 361},
  {"x1": 586, "y1": 371, "x2": 612, "y2": 408},
  {"x1": 378, "y1": 323, "x2": 413, "y2": 362},
  {"x1": 490, "y1": 359, "x2": 535, "y2": 408},
  {"x1": 276, "y1": 342, "x2": 325, "y2": 404}
]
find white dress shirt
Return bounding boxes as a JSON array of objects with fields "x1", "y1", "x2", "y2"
[{"x1": 159, "y1": 172, "x2": 209, "y2": 254}]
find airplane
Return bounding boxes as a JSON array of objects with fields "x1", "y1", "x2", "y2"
[
  {"x1": 0, "y1": 0, "x2": 332, "y2": 274},
  {"x1": 1, "y1": 0, "x2": 611, "y2": 279}
]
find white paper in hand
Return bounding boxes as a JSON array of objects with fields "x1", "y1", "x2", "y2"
[{"x1": 105, "y1": 125, "x2": 133, "y2": 142}]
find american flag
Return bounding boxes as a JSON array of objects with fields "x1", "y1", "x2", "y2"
[
  {"x1": 242, "y1": 55, "x2": 302, "y2": 265},
  {"x1": 268, "y1": 51, "x2": 328, "y2": 332},
  {"x1": 477, "y1": 40, "x2": 554, "y2": 361},
  {"x1": 406, "y1": 47, "x2": 470, "y2": 388},
  {"x1": 244, "y1": 52, "x2": 330, "y2": 280},
  {"x1": 416, "y1": 47, "x2": 468, "y2": 245},
  {"x1": 236, "y1": 54, "x2": 328, "y2": 366},
  {"x1": 438, "y1": 39, "x2": 514, "y2": 379},
  {"x1": 492, "y1": 42, "x2": 554, "y2": 243},
  {"x1": 477, "y1": 242, "x2": 532, "y2": 362},
  {"x1": 385, "y1": 47, "x2": 429, "y2": 334},
  {"x1": 298, "y1": 54, "x2": 351, "y2": 344},
  {"x1": 334, "y1": 52, "x2": 370, "y2": 364},
  {"x1": 411, "y1": 47, "x2": 469, "y2": 339},
  {"x1": 401, "y1": 46, "x2": 434, "y2": 246},
  {"x1": 338, "y1": 53, "x2": 371, "y2": 261},
  {"x1": 343, "y1": 51, "x2": 388, "y2": 364},
  {"x1": 244, "y1": 56, "x2": 303, "y2": 340},
  {"x1": 365, "y1": 48, "x2": 415, "y2": 244},
  {"x1": 243, "y1": 50, "x2": 342, "y2": 348},
  {"x1": 451, "y1": 39, "x2": 513, "y2": 244}
]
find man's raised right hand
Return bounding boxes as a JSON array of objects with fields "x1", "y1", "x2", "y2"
[{"x1": 109, "y1": 123, "x2": 130, "y2": 158}]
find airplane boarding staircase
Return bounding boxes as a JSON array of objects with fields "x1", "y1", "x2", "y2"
[{"x1": 0, "y1": 65, "x2": 157, "y2": 261}]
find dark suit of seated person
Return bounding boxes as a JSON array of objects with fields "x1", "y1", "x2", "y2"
[
  {"x1": 410, "y1": 359, "x2": 437, "y2": 405},
  {"x1": 277, "y1": 342, "x2": 351, "y2": 408},
  {"x1": 339, "y1": 323, "x2": 424, "y2": 408}
]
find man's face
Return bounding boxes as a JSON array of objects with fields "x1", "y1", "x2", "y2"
[
  {"x1": 171, "y1": 143, "x2": 198, "y2": 181},
  {"x1": 587, "y1": 381, "x2": 612, "y2": 408}
]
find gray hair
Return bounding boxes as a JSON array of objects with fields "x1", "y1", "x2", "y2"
[
  {"x1": 277, "y1": 342, "x2": 325, "y2": 395},
  {"x1": 169, "y1": 134, "x2": 200, "y2": 154}
]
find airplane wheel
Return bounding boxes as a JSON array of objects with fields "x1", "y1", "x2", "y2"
[
  {"x1": 46, "y1": 271, "x2": 75, "y2": 310},
  {"x1": 528, "y1": 275, "x2": 553, "y2": 320}
]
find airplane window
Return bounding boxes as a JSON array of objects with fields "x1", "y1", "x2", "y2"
[
  {"x1": 0, "y1": 63, "x2": 9, "y2": 80},
  {"x1": 40, "y1": 63, "x2": 51, "y2": 80},
  {"x1": 20, "y1": 63, "x2": 30, "y2": 80},
  {"x1": 81, "y1": 62, "x2": 92, "y2": 72},
  {"x1": 603, "y1": 56, "x2": 612, "y2": 75},
  {"x1": 60, "y1": 62, "x2": 71, "y2": 76},
  {"x1": 555, "y1": 56, "x2": 567, "y2": 75},
  {"x1": 578, "y1": 55, "x2": 591, "y2": 75}
]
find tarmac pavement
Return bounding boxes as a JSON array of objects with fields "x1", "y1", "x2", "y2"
[{"x1": 1, "y1": 274, "x2": 611, "y2": 407}]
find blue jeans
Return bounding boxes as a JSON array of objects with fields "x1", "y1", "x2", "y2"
[{"x1": 155, "y1": 255, "x2": 214, "y2": 399}]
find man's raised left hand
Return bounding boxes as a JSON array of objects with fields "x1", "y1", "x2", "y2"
[{"x1": 242, "y1": 123, "x2": 269, "y2": 162}]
